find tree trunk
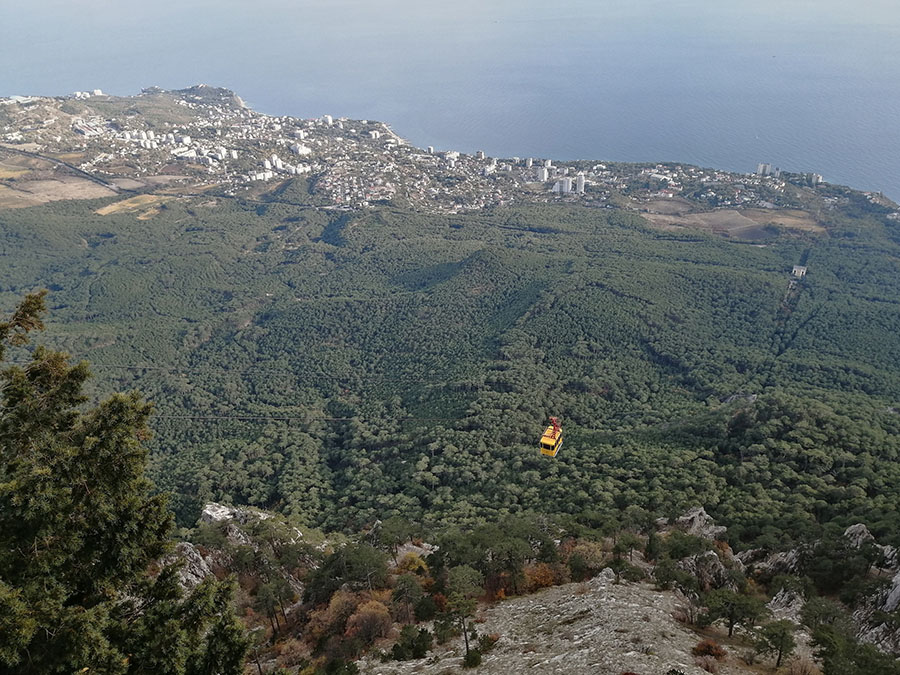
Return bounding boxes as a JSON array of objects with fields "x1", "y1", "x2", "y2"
[
  {"x1": 776, "y1": 646, "x2": 784, "y2": 668},
  {"x1": 461, "y1": 617, "x2": 469, "y2": 655}
]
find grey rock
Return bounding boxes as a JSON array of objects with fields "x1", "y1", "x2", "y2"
[
  {"x1": 358, "y1": 576, "x2": 724, "y2": 675},
  {"x1": 162, "y1": 541, "x2": 214, "y2": 591},
  {"x1": 884, "y1": 570, "x2": 900, "y2": 613},
  {"x1": 674, "y1": 507, "x2": 726, "y2": 541},
  {"x1": 677, "y1": 550, "x2": 735, "y2": 592},
  {"x1": 844, "y1": 523, "x2": 876, "y2": 548},
  {"x1": 844, "y1": 523, "x2": 898, "y2": 570},
  {"x1": 200, "y1": 502, "x2": 272, "y2": 525},
  {"x1": 746, "y1": 549, "x2": 802, "y2": 578},
  {"x1": 598, "y1": 567, "x2": 616, "y2": 583},
  {"x1": 767, "y1": 588, "x2": 804, "y2": 622}
]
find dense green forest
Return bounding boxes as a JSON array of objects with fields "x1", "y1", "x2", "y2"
[{"x1": 3, "y1": 184, "x2": 900, "y2": 549}]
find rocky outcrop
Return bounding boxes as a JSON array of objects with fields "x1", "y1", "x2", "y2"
[
  {"x1": 844, "y1": 523, "x2": 898, "y2": 569},
  {"x1": 360, "y1": 574, "x2": 738, "y2": 675},
  {"x1": 885, "y1": 571, "x2": 900, "y2": 613},
  {"x1": 161, "y1": 541, "x2": 215, "y2": 591},
  {"x1": 674, "y1": 507, "x2": 727, "y2": 541},
  {"x1": 740, "y1": 549, "x2": 802, "y2": 580},
  {"x1": 677, "y1": 550, "x2": 736, "y2": 592},
  {"x1": 766, "y1": 587, "x2": 805, "y2": 623},
  {"x1": 201, "y1": 502, "x2": 272, "y2": 525}
]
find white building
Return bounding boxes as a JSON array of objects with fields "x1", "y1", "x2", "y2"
[{"x1": 576, "y1": 173, "x2": 585, "y2": 193}]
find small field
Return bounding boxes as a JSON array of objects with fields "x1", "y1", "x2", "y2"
[
  {"x1": 642, "y1": 207, "x2": 823, "y2": 239},
  {"x1": 739, "y1": 208, "x2": 825, "y2": 233},
  {"x1": 0, "y1": 177, "x2": 115, "y2": 209},
  {"x1": 95, "y1": 194, "x2": 172, "y2": 216}
]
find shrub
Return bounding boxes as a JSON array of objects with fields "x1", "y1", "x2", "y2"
[
  {"x1": 462, "y1": 649, "x2": 482, "y2": 668},
  {"x1": 477, "y1": 633, "x2": 499, "y2": 653},
  {"x1": 343, "y1": 600, "x2": 392, "y2": 646},
  {"x1": 786, "y1": 658, "x2": 822, "y2": 675},
  {"x1": 692, "y1": 639, "x2": 727, "y2": 661},
  {"x1": 523, "y1": 563, "x2": 556, "y2": 592},
  {"x1": 389, "y1": 625, "x2": 433, "y2": 661},
  {"x1": 433, "y1": 615, "x2": 457, "y2": 644},
  {"x1": 694, "y1": 655, "x2": 719, "y2": 673}
]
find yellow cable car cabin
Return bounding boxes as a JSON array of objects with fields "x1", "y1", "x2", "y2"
[{"x1": 540, "y1": 416, "x2": 563, "y2": 457}]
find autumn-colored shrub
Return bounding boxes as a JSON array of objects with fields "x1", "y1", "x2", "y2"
[
  {"x1": 306, "y1": 590, "x2": 361, "y2": 644},
  {"x1": 432, "y1": 592, "x2": 448, "y2": 612},
  {"x1": 692, "y1": 639, "x2": 727, "y2": 661},
  {"x1": 344, "y1": 600, "x2": 392, "y2": 646},
  {"x1": 523, "y1": 563, "x2": 555, "y2": 592},
  {"x1": 396, "y1": 552, "x2": 429, "y2": 575}
]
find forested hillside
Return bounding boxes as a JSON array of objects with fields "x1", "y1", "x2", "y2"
[{"x1": 3, "y1": 182, "x2": 900, "y2": 549}]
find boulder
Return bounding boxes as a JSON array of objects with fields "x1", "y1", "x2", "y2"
[
  {"x1": 843, "y1": 523, "x2": 898, "y2": 570},
  {"x1": 674, "y1": 507, "x2": 726, "y2": 541},
  {"x1": 200, "y1": 502, "x2": 271, "y2": 525},
  {"x1": 844, "y1": 523, "x2": 876, "y2": 548},
  {"x1": 677, "y1": 550, "x2": 735, "y2": 592},
  {"x1": 884, "y1": 570, "x2": 900, "y2": 613},
  {"x1": 598, "y1": 567, "x2": 616, "y2": 584},
  {"x1": 744, "y1": 549, "x2": 802, "y2": 579},
  {"x1": 767, "y1": 587, "x2": 805, "y2": 622},
  {"x1": 162, "y1": 541, "x2": 214, "y2": 591}
]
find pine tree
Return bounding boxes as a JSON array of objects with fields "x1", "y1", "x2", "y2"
[{"x1": 0, "y1": 292, "x2": 248, "y2": 674}]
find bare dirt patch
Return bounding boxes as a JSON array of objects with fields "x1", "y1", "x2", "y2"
[
  {"x1": 110, "y1": 178, "x2": 148, "y2": 190},
  {"x1": 0, "y1": 177, "x2": 115, "y2": 209},
  {"x1": 95, "y1": 194, "x2": 171, "y2": 215},
  {"x1": 739, "y1": 208, "x2": 824, "y2": 233},
  {"x1": 643, "y1": 209, "x2": 769, "y2": 239}
]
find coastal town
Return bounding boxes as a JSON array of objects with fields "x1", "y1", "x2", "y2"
[{"x1": 0, "y1": 85, "x2": 894, "y2": 221}]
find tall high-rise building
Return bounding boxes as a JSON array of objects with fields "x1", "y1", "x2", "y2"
[{"x1": 576, "y1": 173, "x2": 585, "y2": 193}]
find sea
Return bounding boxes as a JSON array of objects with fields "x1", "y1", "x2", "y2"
[{"x1": 3, "y1": 0, "x2": 899, "y2": 199}]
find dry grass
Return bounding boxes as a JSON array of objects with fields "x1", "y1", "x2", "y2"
[
  {"x1": 95, "y1": 194, "x2": 171, "y2": 215},
  {"x1": 739, "y1": 208, "x2": 825, "y2": 233},
  {"x1": 0, "y1": 177, "x2": 115, "y2": 209},
  {"x1": 642, "y1": 207, "x2": 824, "y2": 240}
]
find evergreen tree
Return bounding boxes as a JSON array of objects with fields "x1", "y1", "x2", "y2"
[{"x1": 0, "y1": 293, "x2": 248, "y2": 674}]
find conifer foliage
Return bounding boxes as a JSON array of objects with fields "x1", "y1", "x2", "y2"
[{"x1": 0, "y1": 292, "x2": 248, "y2": 674}]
